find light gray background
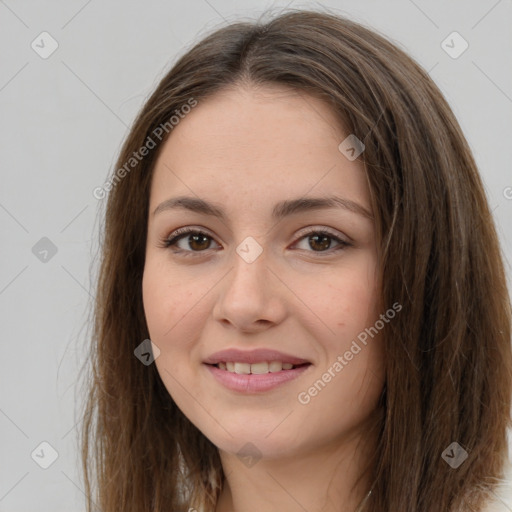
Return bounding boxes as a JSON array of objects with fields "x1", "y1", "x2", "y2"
[{"x1": 1, "y1": 0, "x2": 511, "y2": 510}]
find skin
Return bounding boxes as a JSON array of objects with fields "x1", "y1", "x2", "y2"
[{"x1": 142, "y1": 83, "x2": 386, "y2": 512}]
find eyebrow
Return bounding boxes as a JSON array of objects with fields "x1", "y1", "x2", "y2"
[{"x1": 153, "y1": 195, "x2": 373, "y2": 221}]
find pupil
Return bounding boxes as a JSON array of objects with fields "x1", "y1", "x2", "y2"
[
  {"x1": 190, "y1": 234, "x2": 210, "y2": 251},
  {"x1": 310, "y1": 234, "x2": 330, "y2": 251}
]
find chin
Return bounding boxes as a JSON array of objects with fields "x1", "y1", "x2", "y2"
[
  {"x1": 215, "y1": 436, "x2": 300, "y2": 462},
  {"x1": 202, "y1": 419, "x2": 305, "y2": 461}
]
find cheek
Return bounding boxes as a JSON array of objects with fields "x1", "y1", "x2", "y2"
[
  {"x1": 142, "y1": 260, "x2": 201, "y2": 342},
  {"x1": 142, "y1": 263, "x2": 199, "y2": 407},
  {"x1": 142, "y1": 259, "x2": 210, "y2": 384},
  {"x1": 295, "y1": 279, "x2": 385, "y2": 446},
  {"x1": 310, "y1": 262, "x2": 379, "y2": 349},
  {"x1": 300, "y1": 259, "x2": 384, "y2": 404}
]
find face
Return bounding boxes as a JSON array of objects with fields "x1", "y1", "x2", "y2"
[{"x1": 142, "y1": 84, "x2": 386, "y2": 460}]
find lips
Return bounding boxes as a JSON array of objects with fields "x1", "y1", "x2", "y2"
[
  {"x1": 203, "y1": 348, "x2": 312, "y2": 393},
  {"x1": 203, "y1": 348, "x2": 310, "y2": 366}
]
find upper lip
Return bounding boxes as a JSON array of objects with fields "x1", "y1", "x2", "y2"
[{"x1": 203, "y1": 348, "x2": 310, "y2": 365}]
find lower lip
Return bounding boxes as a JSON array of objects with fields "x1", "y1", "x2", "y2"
[{"x1": 205, "y1": 364, "x2": 311, "y2": 393}]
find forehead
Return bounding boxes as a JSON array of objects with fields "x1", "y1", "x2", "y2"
[
  {"x1": 149, "y1": 84, "x2": 369, "y2": 215},
  {"x1": 158, "y1": 84, "x2": 346, "y2": 159}
]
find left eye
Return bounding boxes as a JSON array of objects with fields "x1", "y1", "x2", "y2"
[
  {"x1": 160, "y1": 228, "x2": 351, "y2": 256},
  {"x1": 293, "y1": 231, "x2": 350, "y2": 253}
]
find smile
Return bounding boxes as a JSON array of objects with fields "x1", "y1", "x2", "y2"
[
  {"x1": 203, "y1": 348, "x2": 312, "y2": 392},
  {"x1": 213, "y1": 361, "x2": 306, "y2": 374}
]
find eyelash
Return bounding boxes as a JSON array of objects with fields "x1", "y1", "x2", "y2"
[{"x1": 158, "y1": 227, "x2": 352, "y2": 257}]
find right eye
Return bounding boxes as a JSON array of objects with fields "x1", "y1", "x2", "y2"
[{"x1": 160, "y1": 228, "x2": 221, "y2": 256}]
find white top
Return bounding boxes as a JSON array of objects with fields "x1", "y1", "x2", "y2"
[
  {"x1": 483, "y1": 459, "x2": 512, "y2": 512},
  {"x1": 191, "y1": 459, "x2": 512, "y2": 511}
]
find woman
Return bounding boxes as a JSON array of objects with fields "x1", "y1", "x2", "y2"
[{"x1": 81, "y1": 9, "x2": 512, "y2": 512}]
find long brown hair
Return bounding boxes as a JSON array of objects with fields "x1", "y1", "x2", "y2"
[{"x1": 80, "y1": 8, "x2": 512, "y2": 512}]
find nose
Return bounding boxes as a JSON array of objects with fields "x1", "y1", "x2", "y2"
[{"x1": 212, "y1": 245, "x2": 288, "y2": 334}]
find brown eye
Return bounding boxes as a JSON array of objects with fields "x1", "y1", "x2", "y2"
[
  {"x1": 186, "y1": 233, "x2": 212, "y2": 251},
  {"x1": 162, "y1": 229, "x2": 220, "y2": 255},
  {"x1": 161, "y1": 227, "x2": 351, "y2": 257},
  {"x1": 293, "y1": 230, "x2": 351, "y2": 254},
  {"x1": 308, "y1": 233, "x2": 333, "y2": 251}
]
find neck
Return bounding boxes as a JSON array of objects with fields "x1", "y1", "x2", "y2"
[{"x1": 215, "y1": 426, "x2": 377, "y2": 512}]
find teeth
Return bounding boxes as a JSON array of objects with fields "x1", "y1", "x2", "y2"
[
  {"x1": 216, "y1": 361, "x2": 299, "y2": 374},
  {"x1": 234, "y1": 362, "x2": 250, "y2": 374},
  {"x1": 269, "y1": 361, "x2": 283, "y2": 372},
  {"x1": 250, "y1": 362, "x2": 269, "y2": 374}
]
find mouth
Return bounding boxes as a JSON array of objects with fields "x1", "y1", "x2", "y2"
[
  {"x1": 203, "y1": 348, "x2": 312, "y2": 393},
  {"x1": 208, "y1": 361, "x2": 311, "y2": 374}
]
